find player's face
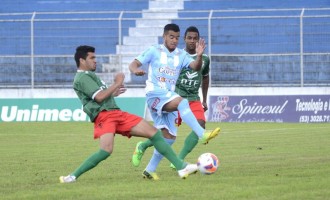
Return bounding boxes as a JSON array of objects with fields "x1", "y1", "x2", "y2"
[
  {"x1": 184, "y1": 31, "x2": 199, "y2": 52},
  {"x1": 163, "y1": 30, "x2": 180, "y2": 52},
  {"x1": 80, "y1": 52, "x2": 97, "y2": 71}
]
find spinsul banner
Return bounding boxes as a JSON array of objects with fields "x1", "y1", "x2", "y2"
[
  {"x1": 208, "y1": 95, "x2": 330, "y2": 123},
  {"x1": 0, "y1": 98, "x2": 146, "y2": 122}
]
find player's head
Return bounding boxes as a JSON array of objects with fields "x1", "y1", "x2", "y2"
[
  {"x1": 184, "y1": 26, "x2": 200, "y2": 53},
  {"x1": 163, "y1": 23, "x2": 180, "y2": 52},
  {"x1": 74, "y1": 45, "x2": 96, "y2": 71}
]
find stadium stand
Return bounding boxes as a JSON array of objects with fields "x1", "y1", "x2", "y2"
[
  {"x1": 0, "y1": 0, "x2": 147, "y2": 86},
  {"x1": 0, "y1": 0, "x2": 329, "y2": 87},
  {"x1": 0, "y1": 0, "x2": 149, "y2": 12},
  {"x1": 175, "y1": 0, "x2": 330, "y2": 86}
]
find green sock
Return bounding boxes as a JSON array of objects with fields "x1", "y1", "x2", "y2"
[
  {"x1": 139, "y1": 139, "x2": 153, "y2": 152},
  {"x1": 149, "y1": 130, "x2": 185, "y2": 170},
  {"x1": 72, "y1": 149, "x2": 110, "y2": 178},
  {"x1": 178, "y1": 131, "x2": 199, "y2": 160}
]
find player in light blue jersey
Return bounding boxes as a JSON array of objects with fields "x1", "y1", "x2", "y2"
[{"x1": 129, "y1": 24, "x2": 220, "y2": 180}]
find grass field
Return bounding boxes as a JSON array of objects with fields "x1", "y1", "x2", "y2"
[{"x1": 0, "y1": 122, "x2": 329, "y2": 200}]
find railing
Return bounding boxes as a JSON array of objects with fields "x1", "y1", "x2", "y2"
[{"x1": 0, "y1": 8, "x2": 329, "y2": 88}]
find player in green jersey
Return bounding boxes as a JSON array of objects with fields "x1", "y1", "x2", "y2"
[
  {"x1": 172, "y1": 26, "x2": 211, "y2": 167},
  {"x1": 59, "y1": 45, "x2": 198, "y2": 183}
]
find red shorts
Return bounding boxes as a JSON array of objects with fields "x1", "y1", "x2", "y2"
[
  {"x1": 93, "y1": 110, "x2": 142, "y2": 139},
  {"x1": 176, "y1": 101, "x2": 205, "y2": 127}
]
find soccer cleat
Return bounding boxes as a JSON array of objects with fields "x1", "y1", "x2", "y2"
[
  {"x1": 59, "y1": 175, "x2": 76, "y2": 183},
  {"x1": 142, "y1": 170, "x2": 160, "y2": 180},
  {"x1": 177, "y1": 163, "x2": 198, "y2": 179},
  {"x1": 200, "y1": 127, "x2": 221, "y2": 144},
  {"x1": 132, "y1": 141, "x2": 144, "y2": 167}
]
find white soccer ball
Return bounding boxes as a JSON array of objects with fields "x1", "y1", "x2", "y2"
[{"x1": 197, "y1": 153, "x2": 219, "y2": 174}]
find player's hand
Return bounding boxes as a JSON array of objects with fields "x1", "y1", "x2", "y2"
[
  {"x1": 196, "y1": 38, "x2": 206, "y2": 56},
  {"x1": 113, "y1": 85, "x2": 127, "y2": 96},
  {"x1": 114, "y1": 72, "x2": 125, "y2": 85},
  {"x1": 133, "y1": 69, "x2": 146, "y2": 76},
  {"x1": 202, "y1": 102, "x2": 208, "y2": 112}
]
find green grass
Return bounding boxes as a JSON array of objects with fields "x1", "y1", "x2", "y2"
[{"x1": 0, "y1": 122, "x2": 329, "y2": 200}]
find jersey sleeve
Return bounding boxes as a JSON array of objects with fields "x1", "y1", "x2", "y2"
[
  {"x1": 183, "y1": 52, "x2": 195, "y2": 69},
  {"x1": 136, "y1": 46, "x2": 154, "y2": 65},
  {"x1": 76, "y1": 74, "x2": 101, "y2": 99}
]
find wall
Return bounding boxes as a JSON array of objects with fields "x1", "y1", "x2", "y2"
[{"x1": 1, "y1": 87, "x2": 329, "y2": 122}]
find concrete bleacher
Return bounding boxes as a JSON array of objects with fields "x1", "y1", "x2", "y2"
[
  {"x1": 0, "y1": 0, "x2": 147, "y2": 86},
  {"x1": 177, "y1": 0, "x2": 330, "y2": 86},
  {"x1": 0, "y1": 0, "x2": 329, "y2": 87},
  {"x1": 0, "y1": 13, "x2": 137, "y2": 55},
  {"x1": 0, "y1": 56, "x2": 110, "y2": 87},
  {"x1": 0, "y1": 0, "x2": 149, "y2": 12},
  {"x1": 183, "y1": 0, "x2": 330, "y2": 10}
]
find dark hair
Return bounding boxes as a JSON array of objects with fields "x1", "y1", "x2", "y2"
[
  {"x1": 74, "y1": 45, "x2": 95, "y2": 67},
  {"x1": 163, "y1": 23, "x2": 180, "y2": 34},
  {"x1": 184, "y1": 26, "x2": 200, "y2": 38}
]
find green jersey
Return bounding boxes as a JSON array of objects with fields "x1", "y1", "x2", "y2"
[
  {"x1": 73, "y1": 70, "x2": 120, "y2": 122},
  {"x1": 175, "y1": 53, "x2": 210, "y2": 101}
]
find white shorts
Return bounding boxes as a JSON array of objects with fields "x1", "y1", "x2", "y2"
[{"x1": 146, "y1": 90, "x2": 180, "y2": 136}]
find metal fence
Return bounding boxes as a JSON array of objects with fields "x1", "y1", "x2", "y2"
[{"x1": 0, "y1": 8, "x2": 329, "y2": 88}]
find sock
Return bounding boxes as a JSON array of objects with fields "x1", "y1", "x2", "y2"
[
  {"x1": 178, "y1": 99, "x2": 204, "y2": 138},
  {"x1": 178, "y1": 131, "x2": 199, "y2": 160},
  {"x1": 139, "y1": 139, "x2": 153, "y2": 152},
  {"x1": 149, "y1": 130, "x2": 185, "y2": 170},
  {"x1": 71, "y1": 149, "x2": 110, "y2": 178},
  {"x1": 146, "y1": 138, "x2": 175, "y2": 172}
]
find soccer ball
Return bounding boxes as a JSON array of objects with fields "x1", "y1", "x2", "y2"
[{"x1": 197, "y1": 153, "x2": 219, "y2": 174}]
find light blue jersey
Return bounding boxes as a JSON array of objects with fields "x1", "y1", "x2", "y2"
[
  {"x1": 136, "y1": 44, "x2": 194, "y2": 135},
  {"x1": 136, "y1": 44, "x2": 194, "y2": 93}
]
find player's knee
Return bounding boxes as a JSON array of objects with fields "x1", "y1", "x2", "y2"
[
  {"x1": 161, "y1": 128, "x2": 176, "y2": 140},
  {"x1": 100, "y1": 146, "x2": 113, "y2": 154}
]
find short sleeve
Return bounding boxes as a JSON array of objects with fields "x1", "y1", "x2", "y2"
[
  {"x1": 136, "y1": 46, "x2": 154, "y2": 65},
  {"x1": 76, "y1": 74, "x2": 101, "y2": 99}
]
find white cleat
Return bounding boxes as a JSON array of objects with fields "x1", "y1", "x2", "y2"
[
  {"x1": 177, "y1": 164, "x2": 198, "y2": 179},
  {"x1": 59, "y1": 175, "x2": 76, "y2": 183}
]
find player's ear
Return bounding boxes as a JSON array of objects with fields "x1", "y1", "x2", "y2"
[{"x1": 79, "y1": 58, "x2": 85, "y2": 65}]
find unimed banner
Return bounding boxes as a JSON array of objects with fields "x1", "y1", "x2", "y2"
[
  {"x1": 0, "y1": 98, "x2": 146, "y2": 122},
  {"x1": 208, "y1": 95, "x2": 330, "y2": 123}
]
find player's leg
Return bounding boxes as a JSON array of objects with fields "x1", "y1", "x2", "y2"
[
  {"x1": 143, "y1": 137, "x2": 174, "y2": 180},
  {"x1": 132, "y1": 91, "x2": 179, "y2": 167},
  {"x1": 178, "y1": 101, "x2": 206, "y2": 160},
  {"x1": 59, "y1": 134, "x2": 113, "y2": 183},
  {"x1": 133, "y1": 109, "x2": 177, "y2": 169},
  {"x1": 147, "y1": 90, "x2": 204, "y2": 138},
  {"x1": 131, "y1": 118, "x2": 198, "y2": 179},
  {"x1": 59, "y1": 111, "x2": 116, "y2": 183},
  {"x1": 164, "y1": 96, "x2": 220, "y2": 144},
  {"x1": 143, "y1": 120, "x2": 177, "y2": 177},
  {"x1": 130, "y1": 119, "x2": 183, "y2": 170},
  {"x1": 74, "y1": 133, "x2": 113, "y2": 175}
]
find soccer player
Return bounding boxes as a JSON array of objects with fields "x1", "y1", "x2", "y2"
[
  {"x1": 170, "y1": 26, "x2": 211, "y2": 169},
  {"x1": 59, "y1": 45, "x2": 198, "y2": 183},
  {"x1": 129, "y1": 24, "x2": 220, "y2": 180}
]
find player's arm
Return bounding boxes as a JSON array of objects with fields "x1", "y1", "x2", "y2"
[
  {"x1": 201, "y1": 55, "x2": 210, "y2": 111},
  {"x1": 94, "y1": 72, "x2": 126, "y2": 103},
  {"x1": 129, "y1": 59, "x2": 146, "y2": 76},
  {"x1": 189, "y1": 38, "x2": 206, "y2": 71},
  {"x1": 202, "y1": 74, "x2": 209, "y2": 111}
]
